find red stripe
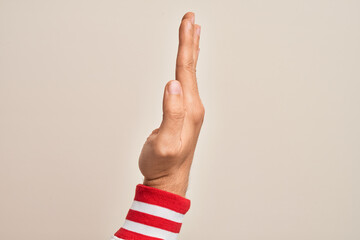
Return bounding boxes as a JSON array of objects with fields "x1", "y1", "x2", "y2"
[
  {"x1": 126, "y1": 209, "x2": 182, "y2": 233},
  {"x1": 115, "y1": 228, "x2": 162, "y2": 240},
  {"x1": 135, "y1": 184, "x2": 191, "y2": 214}
]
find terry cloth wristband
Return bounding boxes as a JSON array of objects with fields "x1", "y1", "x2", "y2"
[{"x1": 112, "y1": 184, "x2": 191, "y2": 240}]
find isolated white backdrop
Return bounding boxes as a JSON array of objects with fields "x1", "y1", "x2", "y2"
[{"x1": 0, "y1": 0, "x2": 359, "y2": 239}]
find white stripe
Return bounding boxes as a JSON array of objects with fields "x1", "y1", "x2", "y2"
[
  {"x1": 110, "y1": 236, "x2": 124, "y2": 240},
  {"x1": 122, "y1": 220, "x2": 179, "y2": 240},
  {"x1": 130, "y1": 200, "x2": 184, "y2": 223}
]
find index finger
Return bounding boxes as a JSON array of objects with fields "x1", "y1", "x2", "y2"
[{"x1": 175, "y1": 12, "x2": 201, "y2": 103}]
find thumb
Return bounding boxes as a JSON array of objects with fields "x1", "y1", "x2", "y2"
[{"x1": 158, "y1": 80, "x2": 185, "y2": 145}]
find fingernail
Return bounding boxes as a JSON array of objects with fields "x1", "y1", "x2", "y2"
[
  {"x1": 168, "y1": 81, "x2": 181, "y2": 95},
  {"x1": 196, "y1": 26, "x2": 201, "y2": 35},
  {"x1": 191, "y1": 14, "x2": 195, "y2": 24},
  {"x1": 187, "y1": 20, "x2": 192, "y2": 29}
]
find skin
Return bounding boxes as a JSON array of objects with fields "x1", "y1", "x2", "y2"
[{"x1": 138, "y1": 12, "x2": 204, "y2": 197}]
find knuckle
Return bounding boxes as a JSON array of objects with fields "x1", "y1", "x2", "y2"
[
  {"x1": 164, "y1": 108, "x2": 185, "y2": 120},
  {"x1": 176, "y1": 61, "x2": 195, "y2": 73},
  {"x1": 153, "y1": 140, "x2": 179, "y2": 158},
  {"x1": 191, "y1": 104, "x2": 205, "y2": 125}
]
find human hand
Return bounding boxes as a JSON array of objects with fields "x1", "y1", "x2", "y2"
[{"x1": 138, "y1": 12, "x2": 204, "y2": 197}]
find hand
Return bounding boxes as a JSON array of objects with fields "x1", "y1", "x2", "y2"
[{"x1": 138, "y1": 12, "x2": 204, "y2": 197}]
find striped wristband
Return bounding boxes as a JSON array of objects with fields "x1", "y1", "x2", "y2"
[{"x1": 112, "y1": 184, "x2": 191, "y2": 240}]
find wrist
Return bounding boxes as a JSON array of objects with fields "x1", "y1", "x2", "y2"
[{"x1": 143, "y1": 173, "x2": 189, "y2": 197}]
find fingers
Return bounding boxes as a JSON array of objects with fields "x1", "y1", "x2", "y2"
[
  {"x1": 194, "y1": 24, "x2": 201, "y2": 67},
  {"x1": 158, "y1": 80, "x2": 185, "y2": 149},
  {"x1": 176, "y1": 12, "x2": 199, "y2": 102}
]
